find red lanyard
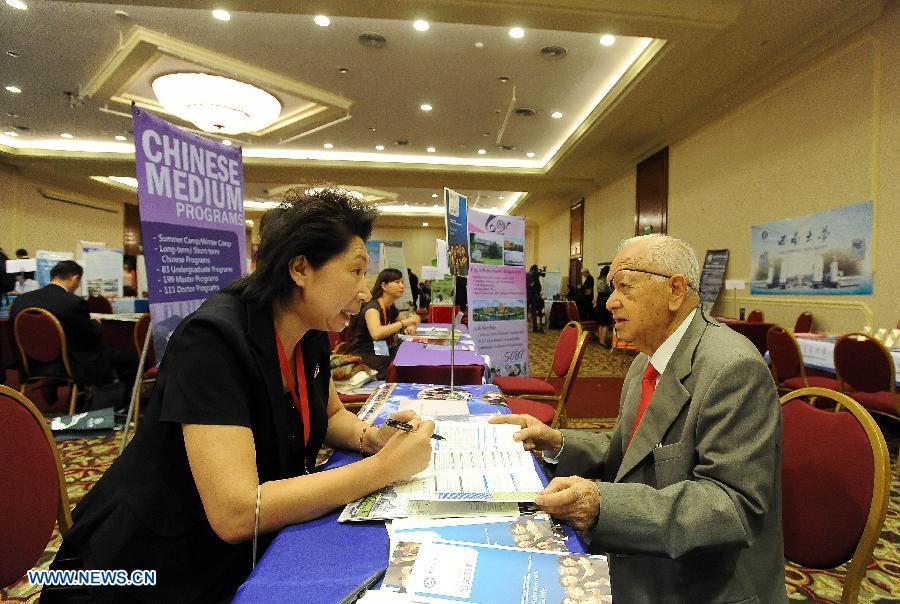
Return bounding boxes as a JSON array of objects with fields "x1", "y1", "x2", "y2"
[
  {"x1": 377, "y1": 298, "x2": 389, "y2": 325},
  {"x1": 274, "y1": 328, "x2": 311, "y2": 446}
]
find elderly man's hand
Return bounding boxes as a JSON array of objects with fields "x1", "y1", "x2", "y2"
[
  {"x1": 535, "y1": 476, "x2": 600, "y2": 532},
  {"x1": 488, "y1": 414, "x2": 562, "y2": 455}
]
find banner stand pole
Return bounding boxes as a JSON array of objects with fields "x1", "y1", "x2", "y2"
[
  {"x1": 449, "y1": 277, "x2": 456, "y2": 396},
  {"x1": 120, "y1": 327, "x2": 150, "y2": 453}
]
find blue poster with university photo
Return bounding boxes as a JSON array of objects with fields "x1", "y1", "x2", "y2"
[
  {"x1": 750, "y1": 201, "x2": 873, "y2": 295},
  {"x1": 445, "y1": 188, "x2": 469, "y2": 276}
]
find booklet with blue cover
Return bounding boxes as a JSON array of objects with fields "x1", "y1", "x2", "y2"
[{"x1": 388, "y1": 541, "x2": 611, "y2": 603}]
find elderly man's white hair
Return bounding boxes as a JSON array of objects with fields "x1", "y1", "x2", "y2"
[{"x1": 617, "y1": 234, "x2": 701, "y2": 293}]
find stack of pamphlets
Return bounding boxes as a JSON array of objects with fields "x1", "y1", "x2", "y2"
[{"x1": 339, "y1": 421, "x2": 544, "y2": 522}]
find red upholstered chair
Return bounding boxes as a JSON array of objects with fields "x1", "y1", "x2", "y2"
[
  {"x1": 566, "y1": 300, "x2": 598, "y2": 338},
  {"x1": 780, "y1": 388, "x2": 890, "y2": 603},
  {"x1": 0, "y1": 384, "x2": 72, "y2": 588},
  {"x1": 502, "y1": 322, "x2": 588, "y2": 428},
  {"x1": 87, "y1": 295, "x2": 113, "y2": 314},
  {"x1": 793, "y1": 312, "x2": 814, "y2": 334},
  {"x1": 746, "y1": 309, "x2": 764, "y2": 322},
  {"x1": 130, "y1": 313, "x2": 158, "y2": 431},
  {"x1": 428, "y1": 305, "x2": 459, "y2": 324},
  {"x1": 767, "y1": 326, "x2": 840, "y2": 394},
  {"x1": 13, "y1": 307, "x2": 84, "y2": 415},
  {"x1": 494, "y1": 321, "x2": 582, "y2": 398},
  {"x1": 834, "y1": 333, "x2": 898, "y2": 421}
]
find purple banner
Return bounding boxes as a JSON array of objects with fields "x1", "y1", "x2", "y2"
[
  {"x1": 466, "y1": 209, "x2": 528, "y2": 378},
  {"x1": 132, "y1": 107, "x2": 246, "y2": 358}
]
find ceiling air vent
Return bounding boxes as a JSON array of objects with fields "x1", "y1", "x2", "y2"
[
  {"x1": 497, "y1": 144, "x2": 516, "y2": 151},
  {"x1": 393, "y1": 139, "x2": 410, "y2": 146},
  {"x1": 358, "y1": 32, "x2": 387, "y2": 49},
  {"x1": 540, "y1": 46, "x2": 568, "y2": 58},
  {"x1": 514, "y1": 107, "x2": 536, "y2": 117}
]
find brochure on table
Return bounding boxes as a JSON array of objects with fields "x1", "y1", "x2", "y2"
[
  {"x1": 339, "y1": 421, "x2": 544, "y2": 521},
  {"x1": 389, "y1": 541, "x2": 610, "y2": 603},
  {"x1": 388, "y1": 515, "x2": 568, "y2": 552},
  {"x1": 358, "y1": 383, "x2": 509, "y2": 424}
]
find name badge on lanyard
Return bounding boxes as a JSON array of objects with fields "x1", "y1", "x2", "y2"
[{"x1": 373, "y1": 340, "x2": 390, "y2": 356}]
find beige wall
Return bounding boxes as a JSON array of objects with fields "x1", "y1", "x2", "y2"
[
  {"x1": 371, "y1": 225, "x2": 446, "y2": 275},
  {"x1": 0, "y1": 166, "x2": 125, "y2": 257},
  {"x1": 536, "y1": 210, "x2": 570, "y2": 278},
  {"x1": 573, "y1": 5, "x2": 900, "y2": 334}
]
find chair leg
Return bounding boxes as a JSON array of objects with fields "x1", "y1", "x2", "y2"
[
  {"x1": 133, "y1": 387, "x2": 142, "y2": 432},
  {"x1": 68, "y1": 384, "x2": 78, "y2": 415}
]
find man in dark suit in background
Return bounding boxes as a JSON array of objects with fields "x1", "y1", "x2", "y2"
[{"x1": 11, "y1": 260, "x2": 138, "y2": 406}]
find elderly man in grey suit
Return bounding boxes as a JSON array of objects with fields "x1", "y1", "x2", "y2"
[{"x1": 493, "y1": 234, "x2": 786, "y2": 603}]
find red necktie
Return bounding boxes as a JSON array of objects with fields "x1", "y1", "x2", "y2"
[{"x1": 628, "y1": 362, "x2": 659, "y2": 447}]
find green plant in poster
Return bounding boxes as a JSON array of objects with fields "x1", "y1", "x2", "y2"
[{"x1": 430, "y1": 277, "x2": 454, "y2": 304}]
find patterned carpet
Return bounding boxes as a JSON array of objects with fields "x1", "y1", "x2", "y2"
[{"x1": 3, "y1": 330, "x2": 899, "y2": 602}]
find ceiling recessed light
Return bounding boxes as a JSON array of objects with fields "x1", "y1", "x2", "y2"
[
  {"x1": 413, "y1": 20, "x2": 429, "y2": 32},
  {"x1": 114, "y1": 135, "x2": 127, "y2": 141},
  {"x1": 422, "y1": 222, "x2": 429, "y2": 227},
  {"x1": 551, "y1": 111, "x2": 563, "y2": 119},
  {"x1": 509, "y1": 27, "x2": 525, "y2": 39},
  {"x1": 420, "y1": 103, "x2": 432, "y2": 112},
  {"x1": 5, "y1": 0, "x2": 28, "y2": 10},
  {"x1": 337, "y1": 66, "x2": 350, "y2": 74},
  {"x1": 314, "y1": 15, "x2": 331, "y2": 27},
  {"x1": 5, "y1": 85, "x2": 22, "y2": 93},
  {"x1": 431, "y1": 193, "x2": 438, "y2": 198},
  {"x1": 323, "y1": 142, "x2": 334, "y2": 149},
  {"x1": 477, "y1": 149, "x2": 487, "y2": 155},
  {"x1": 426, "y1": 146, "x2": 436, "y2": 153},
  {"x1": 526, "y1": 151, "x2": 535, "y2": 158},
  {"x1": 245, "y1": 219, "x2": 254, "y2": 226},
  {"x1": 498, "y1": 195, "x2": 505, "y2": 200},
  {"x1": 212, "y1": 9, "x2": 230, "y2": 21},
  {"x1": 375, "y1": 145, "x2": 385, "y2": 151},
  {"x1": 4, "y1": 131, "x2": 18, "y2": 137},
  {"x1": 599, "y1": 34, "x2": 616, "y2": 47},
  {"x1": 474, "y1": 41, "x2": 484, "y2": 49},
  {"x1": 60, "y1": 133, "x2": 74, "y2": 139},
  {"x1": 6, "y1": 50, "x2": 19, "y2": 58},
  {"x1": 222, "y1": 139, "x2": 232, "y2": 146}
]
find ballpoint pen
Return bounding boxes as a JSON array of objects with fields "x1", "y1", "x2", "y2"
[{"x1": 385, "y1": 417, "x2": 446, "y2": 440}]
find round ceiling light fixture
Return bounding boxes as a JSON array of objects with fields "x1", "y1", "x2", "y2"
[{"x1": 151, "y1": 73, "x2": 282, "y2": 135}]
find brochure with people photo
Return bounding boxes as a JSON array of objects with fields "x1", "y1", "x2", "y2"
[
  {"x1": 388, "y1": 515, "x2": 569, "y2": 553},
  {"x1": 385, "y1": 540, "x2": 610, "y2": 603}
]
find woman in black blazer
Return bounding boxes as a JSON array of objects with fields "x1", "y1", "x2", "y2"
[{"x1": 44, "y1": 188, "x2": 435, "y2": 603}]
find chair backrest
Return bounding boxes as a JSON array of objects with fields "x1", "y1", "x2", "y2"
[
  {"x1": 779, "y1": 387, "x2": 890, "y2": 603},
  {"x1": 87, "y1": 295, "x2": 113, "y2": 314},
  {"x1": 550, "y1": 321, "x2": 583, "y2": 379},
  {"x1": 747, "y1": 309, "x2": 764, "y2": 322},
  {"x1": 0, "y1": 385, "x2": 72, "y2": 588},
  {"x1": 13, "y1": 307, "x2": 74, "y2": 380},
  {"x1": 428, "y1": 305, "x2": 459, "y2": 324},
  {"x1": 793, "y1": 312, "x2": 814, "y2": 333},
  {"x1": 133, "y1": 312, "x2": 156, "y2": 367},
  {"x1": 550, "y1": 325, "x2": 589, "y2": 428},
  {"x1": 566, "y1": 300, "x2": 580, "y2": 322},
  {"x1": 834, "y1": 333, "x2": 895, "y2": 394},
  {"x1": 767, "y1": 326, "x2": 804, "y2": 384}
]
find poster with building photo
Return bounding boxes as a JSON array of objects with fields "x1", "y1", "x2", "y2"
[
  {"x1": 750, "y1": 201, "x2": 872, "y2": 295},
  {"x1": 466, "y1": 210, "x2": 528, "y2": 378}
]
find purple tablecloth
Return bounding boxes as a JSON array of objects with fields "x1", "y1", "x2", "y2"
[{"x1": 393, "y1": 341, "x2": 484, "y2": 367}]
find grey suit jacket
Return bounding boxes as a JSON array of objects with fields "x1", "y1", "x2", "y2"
[{"x1": 556, "y1": 312, "x2": 787, "y2": 604}]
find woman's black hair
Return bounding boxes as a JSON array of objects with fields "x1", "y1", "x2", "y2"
[
  {"x1": 370, "y1": 267, "x2": 403, "y2": 300},
  {"x1": 226, "y1": 187, "x2": 378, "y2": 308}
]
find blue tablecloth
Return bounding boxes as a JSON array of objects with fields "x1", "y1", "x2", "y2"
[{"x1": 234, "y1": 440, "x2": 586, "y2": 602}]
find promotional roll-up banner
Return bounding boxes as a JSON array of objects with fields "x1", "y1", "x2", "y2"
[
  {"x1": 466, "y1": 210, "x2": 528, "y2": 378},
  {"x1": 132, "y1": 107, "x2": 247, "y2": 360},
  {"x1": 82, "y1": 247, "x2": 124, "y2": 298}
]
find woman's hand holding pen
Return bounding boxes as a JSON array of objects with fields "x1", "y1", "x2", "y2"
[{"x1": 374, "y1": 411, "x2": 435, "y2": 483}]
